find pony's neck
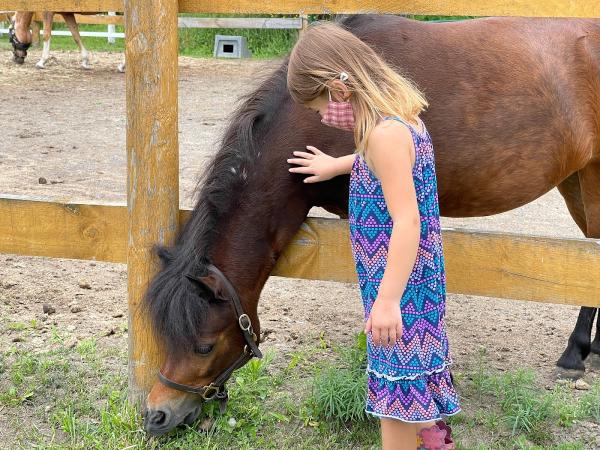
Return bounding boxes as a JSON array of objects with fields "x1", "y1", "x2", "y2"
[{"x1": 207, "y1": 194, "x2": 310, "y2": 330}]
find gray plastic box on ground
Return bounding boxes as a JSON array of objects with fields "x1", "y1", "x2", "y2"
[{"x1": 213, "y1": 35, "x2": 252, "y2": 58}]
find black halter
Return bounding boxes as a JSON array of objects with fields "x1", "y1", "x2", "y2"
[
  {"x1": 8, "y1": 21, "x2": 31, "y2": 64},
  {"x1": 157, "y1": 264, "x2": 262, "y2": 413}
]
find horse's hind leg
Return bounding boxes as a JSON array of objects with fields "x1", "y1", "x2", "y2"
[
  {"x1": 555, "y1": 167, "x2": 600, "y2": 378},
  {"x1": 62, "y1": 13, "x2": 90, "y2": 69},
  {"x1": 591, "y1": 315, "x2": 600, "y2": 370},
  {"x1": 36, "y1": 11, "x2": 53, "y2": 69}
]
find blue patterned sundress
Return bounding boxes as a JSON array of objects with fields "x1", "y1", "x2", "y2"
[{"x1": 348, "y1": 115, "x2": 461, "y2": 423}]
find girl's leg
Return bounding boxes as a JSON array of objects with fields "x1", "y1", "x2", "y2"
[{"x1": 380, "y1": 418, "x2": 433, "y2": 450}]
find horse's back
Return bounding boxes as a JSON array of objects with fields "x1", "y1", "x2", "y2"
[{"x1": 343, "y1": 15, "x2": 600, "y2": 216}]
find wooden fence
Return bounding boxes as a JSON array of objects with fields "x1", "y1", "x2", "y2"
[{"x1": 1, "y1": 0, "x2": 600, "y2": 403}]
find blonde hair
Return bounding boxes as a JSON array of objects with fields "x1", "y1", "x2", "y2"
[{"x1": 287, "y1": 21, "x2": 428, "y2": 156}]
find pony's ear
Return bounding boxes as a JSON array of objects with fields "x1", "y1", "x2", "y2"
[
  {"x1": 185, "y1": 273, "x2": 227, "y2": 301},
  {"x1": 155, "y1": 246, "x2": 174, "y2": 266}
]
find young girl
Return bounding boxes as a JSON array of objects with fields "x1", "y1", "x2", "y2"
[{"x1": 286, "y1": 22, "x2": 461, "y2": 450}]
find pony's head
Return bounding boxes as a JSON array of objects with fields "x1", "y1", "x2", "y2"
[{"x1": 142, "y1": 247, "x2": 263, "y2": 435}]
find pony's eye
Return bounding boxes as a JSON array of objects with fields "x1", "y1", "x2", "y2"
[{"x1": 194, "y1": 344, "x2": 214, "y2": 355}]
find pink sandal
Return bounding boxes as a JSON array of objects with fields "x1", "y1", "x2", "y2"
[{"x1": 416, "y1": 420, "x2": 455, "y2": 450}]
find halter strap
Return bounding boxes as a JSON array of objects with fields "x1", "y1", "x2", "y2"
[
  {"x1": 8, "y1": 23, "x2": 31, "y2": 52},
  {"x1": 207, "y1": 264, "x2": 262, "y2": 358}
]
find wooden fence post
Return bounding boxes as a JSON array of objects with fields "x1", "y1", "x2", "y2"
[
  {"x1": 125, "y1": 0, "x2": 179, "y2": 405},
  {"x1": 298, "y1": 13, "x2": 308, "y2": 39}
]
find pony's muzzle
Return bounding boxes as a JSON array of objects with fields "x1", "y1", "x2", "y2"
[
  {"x1": 143, "y1": 404, "x2": 202, "y2": 436},
  {"x1": 13, "y1": 53, "x2": 26, "y2": 65}
]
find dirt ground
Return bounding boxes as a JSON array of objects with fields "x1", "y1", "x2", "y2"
[{"x1": 1, "y1": 49, "x2": 600, "y2": 446}]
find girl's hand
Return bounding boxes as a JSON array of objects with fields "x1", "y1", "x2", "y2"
[
  {"x1": 287, "y1": 146, "x2": 340, "y2": 183},
  {"x1": 365, "y1": 298, "x2": 403, "y2": 347}
]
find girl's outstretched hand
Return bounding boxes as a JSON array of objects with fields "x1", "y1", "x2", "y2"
[
  {"x1": 365, "y1": 298, "x2": 403, "y2": 347},
  {"x1": 287, "y1": 145, "x2": 340, "y2": 183}
]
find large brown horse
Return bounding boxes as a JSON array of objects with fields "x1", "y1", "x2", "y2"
[
  {"x1": 9, "y1": 11, "x2": 124, "y2": 70},
  {"x1": 139, "y1": 15, "x2": 600, "y2": 435}
]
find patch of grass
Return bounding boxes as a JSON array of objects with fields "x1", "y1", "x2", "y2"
[
  {"x1": 578, "y1": 383, "x2": 600, "y2": 422},
  {"x1": 460, "y1": 352, "x2": 600, "y2": 448},
  {"x1": 310, "y1": 365, "x2": 367, "y2": 423},
  {"x1": 308, "y1": 332, "x2": 368, "y2": 424},
  {"x1": 2, "y1": 330, "x2": 599, "y2": 449},
  {"x1": 7, "y1": 321, "x2": 28, "y2": 331}
]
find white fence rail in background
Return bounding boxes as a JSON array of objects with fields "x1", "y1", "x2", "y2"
[{"x1": 0, "y1": 16, "x2": 304, "y2": 42}]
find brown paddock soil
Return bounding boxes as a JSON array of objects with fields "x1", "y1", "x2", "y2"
[{"x1": 1, "y1": 49, "x2": 600, "y2": 446}]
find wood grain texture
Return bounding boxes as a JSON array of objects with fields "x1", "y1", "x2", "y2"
[
  {"x1": 2, "y1": 197, "x2": 599, "y2": 307},
  {"x1": 125, "y1": 0, "x2": 179, "y2": 404},
  {"x1": 271, "y1": 219, "x2": 600, "y2": 308},
  {"x1": 0, "y1": 196, "x2": 126, "y2": 262},
  {"x1": 1, "y1": 0, "x2": 599, "y2": 17}
]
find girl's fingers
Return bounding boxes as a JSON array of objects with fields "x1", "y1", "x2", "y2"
[
  {"x1": 303, "y1": 176, "x2": 321, "y2": 183},
  {"x1": 288, "y1": 166, "x2": 315, "y2": 174},
  {"x1": 372, "y1": 327, "x2": 381, "y2": 346},
  {"x1": 388, "y1": 329, "x2": 396, "y2": 347},
  {"x1": 364, "y1": 316, "x2": 372, "y2": 334},
  {"x1": 287, "y1": 158, "x2": 311, "y2": 166},
  {"x1": 306, "y1": 145, "x2": 323, "y2": 155},
  {"x1": 292, "y1": 151, "x2": 316, "y2": 159},
  {"x1": 396, "y1": 323, "x2": 403, "y2": 339}
]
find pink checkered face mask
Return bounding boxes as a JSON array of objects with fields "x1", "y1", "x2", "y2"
[{"x1": 320, "y1": 73, "x2": 355, "y2": 131}]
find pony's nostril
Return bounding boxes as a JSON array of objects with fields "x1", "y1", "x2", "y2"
[{"x1": 149, "y1": 410, "x2": 167, "y2": 426}]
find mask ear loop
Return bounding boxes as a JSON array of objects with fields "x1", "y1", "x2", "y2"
[{"x1": 334, "y1": 72, "x2": 350, "y2": 103}]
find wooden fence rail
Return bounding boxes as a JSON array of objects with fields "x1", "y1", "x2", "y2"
[
  {"x1": 1, "y1": 0, "x2": 600, "y2": 17},
  {"x1": 2, "y1": 195, "x2": 599, "y2": 309}
]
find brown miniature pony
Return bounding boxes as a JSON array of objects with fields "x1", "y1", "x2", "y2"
[{"x1": 9, "y1": 11, "x2": 125, "y2": 70}]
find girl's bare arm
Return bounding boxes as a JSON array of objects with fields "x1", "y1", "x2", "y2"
[{"x1": 365, "y1": 121, "x2": 420, "y2": 346}]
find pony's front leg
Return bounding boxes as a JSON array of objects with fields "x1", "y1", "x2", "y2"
[
  {"x1": 117, "y1": 56, "x2": 126, "y2": 73},
  {"x1": 62, "y1": 13, "x2": 91, "y2": 69},
  {"x1": 36, "y1": 11, "x2": 53, "y2": 69}
]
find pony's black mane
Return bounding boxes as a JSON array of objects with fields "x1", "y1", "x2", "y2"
[
  {"x1": 144, "y1": 15, "x2": 365, "y2": 356},
  {"x1": 143, "y1": 60, "x2": 291, "y2": 355}
]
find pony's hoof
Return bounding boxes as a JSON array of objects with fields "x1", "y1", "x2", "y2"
[
  {"x1": 81, "y1": 63, "x2": 92, "y2": 70},
  {"x1": 555, "y1": 366, "x2": 585, "y2": 381},
  {"x1": 117, "y1": 63, "x2": 126, "y2": 73},
  {"x1": 589, "y1": 353, "x2": 600, "y2": 371},
  {"x1": 35, "y1": 60, "x2": 45, "y2": 69}
]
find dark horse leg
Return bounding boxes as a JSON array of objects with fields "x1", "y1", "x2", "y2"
[
  {"x1": 555, "y1": 167, "x2": 600, "y2": 379},
  {"x1": 591, "y1": 313, "x2": 600, "y2": 370}
]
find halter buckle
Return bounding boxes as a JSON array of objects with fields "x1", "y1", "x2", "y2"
[
  {"x1": 201, "y1": 384, "x2": 220, "y2": 401},
  {"x1": 238, "y1": 314, "x2": 252, "y2": 331}
]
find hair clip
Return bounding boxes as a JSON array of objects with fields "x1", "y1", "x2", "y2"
[{"x1": 340, "y1": 72, "x2": 349, "y2": 81}]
